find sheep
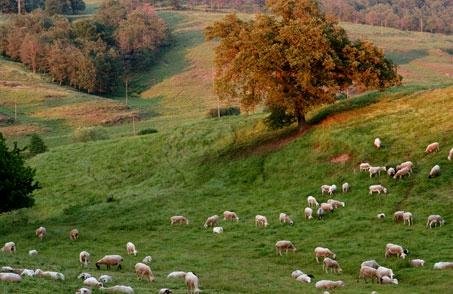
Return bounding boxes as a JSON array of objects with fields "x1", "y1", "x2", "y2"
[
  {"x1": 70, "y1": 228, "x2": 79, "y2": 241},
  {"x1": 342, "y1": 182, "x2": 349, "y2": 193},
  {"x1": 323, "y1": 257, "x2": 342, "y2": 273},
  {"x1": 99, "y1": 285, "x2": 134, "y2": 294},
  {"x1": 159, "y1": 289, "x2": 172, "y2": 294},
  {"x1": 185, "y1": 272, "x2": 200, "y2": 294},
  {"x1": 327, "y1": 199, "x2": 345, "y2": 209},
  {"x1": 385, "y1": 243, "x2": 408, "y2": 259},
  {"x1": 0, "y1": 273, "x2": 21, "y2": 282},
  {"x1": 35, "y1": 226, "x2": 46, "y2": 240},
  {"x1": 429, "y1": 165, "x2": 440, "y2": 178},
  {"x1": 393, "y1": 167, "x2": 411, "y2": 179},
  {"x1": 425, "y1": 142, "x2": 440, "y2": 153},
  {"x1": 20, "y1": 269, "x2": 35, "y2": 277},
  {"x1": 360, "y1": 162, "x2": 371, "y2": 171},
  {"x1": 126, "y1": 242, "x2": 138, "y2": 256},
  {"x1": 369, "y1": 185, "x2": 387, "y2": 195},
  {"x1": 317, "y1": 208, "x2": 325, "y2": 220},
  {"x1": 387, "y1": 167, "x2": 396, "y2": 177},
  {"x1": 170, "y1": 216, "x2": 189, "y2": 225},
  {"x1": 275, "y1": 240, "x2": 296, "y2": 256},
  {"x1": 76, "y1": 288, "x2": 92, "y2": 294},
  {"x1": 167, "y1": 271, "x2": 187, "y2": 279},
  {"x1": 142, "y1": 256, "x2": 152, "y2": 264},
  {"x1": 315, "y1": 280, "x2": 345, "y2": 290},
  {"x1": 295, "y1": 274, "x2": 312, "y2": 283},
  {"x1": 83, "y1": 277, "x2": 103, "y2": 288},
  {"x1": 314, "y1": 247, "x2": 336, "y2": 263},
  {"x1": 255, "y1": 215, "x2": 268, "y2": 227},
  {"x1": 369, "y1": 166, "x2": 386, "y2": 178},
  {"x1": 433, "y1": 262, "x2": 453, "y2": 270},
  {"x1": 321, "y1": 185, "x2": 331, "y2": 195},
  {"x1": 320, "y1": 202, "x2": 334, "y2": 212},
  {"x1": 80, "y1": 251, "x2": 90, "y2": 267},
  {"x1": 96, "y1": 255, "x2": 123, "y2": 270},
  {"x1": 213, "y1": 227, "x2": 223, "y2": 234},
  {"x1": 307, "y1": 196, "x2": 319, "y2": 207},
  {"x1": 374, "y1": 138, "x2": 382, "y2": 149},
  {"x1": 403, "y1": 212, "x2": 413, "y2": 226},
  {"x1": 361, "y1": 260, "x2": 380, "y2": 270},
  {"x1": 393, "y1": 211, "x2": 405, "y2": 223},
  {"x1": 304, "y1": 207, "x2": 313, "y2": 220},
  {"x1": 99, "y1": 275, "x2": 113, "y2": 284},
  {"x1": 448, "y1": 148, "x2": 453, "y2": 160},
  {"x1": 2, "y1": 241, "x2": 16, "y2": 254},
  {"x1": 358, "y1": 266, "x2": 378, "y2": 283},
  {"x1": 410, "y1": 259, "x2": 425, "y2": 267},
  {"x1": 279, "y1": 213, "x2": 294, "y2": 225},
  {"x1": 34, "y1": 269, "x2": 65, "y2": 280},
  {"x1": 78, "y1": 273, "x2": 92, "y2": 280},
  {"x1": 204, "y1": 215, "x2": 219, "y2": 228},
  {"x1": 396, "y1": 161, "x2": 413, "y2": 172},
  {"x1": 223, "y1": 211, "x2": 239, "y2": 221},
  {"x1": 381, "y1": 276, "x2": 398, "y2": 284},
  {"x1": 377, "y1": 213, "x2": 385, "y2": 219},
  {"x1": 135, "y1": 263, "x2": 155, "y2": 282},
  {"x1": 328, "y1": 185, "x2": 337, "y2": 195},
  {"x1": 426, "y1": 215, "x2": 445, "y2": 228},
  {"x1": 376, "y1": 266, "x2": 394, "y2": 281},
  {"x1": 28, "y1": 249, "x2": 38, "y2": 256},
  {"x1": 291, "y1": 270, "x2": 304, "y2": 279}
]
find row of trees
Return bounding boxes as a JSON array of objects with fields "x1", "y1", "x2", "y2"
[
  {"x1": 0, "y1": 0, "x2": 85, "y2": 15},
  {"x1": 0, "y1": 0, "x2": 167, "y2": 93}
]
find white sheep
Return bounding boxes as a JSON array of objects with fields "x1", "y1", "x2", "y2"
[
  {"x1": 2, "y1": 241, "x2": 16, "y2": 254},
  {"x1": 70, "y1": 228, "x2": 79, "y2": 241},
  {"x1": 393, "y1": 166, "x2": 411, "y2": 179},
  {"x1": 34, "y1": 269, "x2": 64, "y2": 280},
  {"x1": 185, "y1": 272, "x2": 200, "y2": 294},
  {"x1": 328, "y1": 185, "x2": 337, "y2": 195},
  {"x1": 99, "y1": 275, "x2": 113, "y2": 284},
  {"x1": 428, "y1": 165, "x2": 440, "y2": 178},
  {"x1": 374, "y1": 138, "x2": 382, "y2": 149},
  {"x1": 410, "y1": 259, "x2": 425, "y2": 267},
  {"x1": 80, "y1": 251, "x2": 90, "y2": 267},
  {"x1": 327, "y1": 199, "x2": 345, "y2": 209},
  {"x1": 159, "y1": 289, "x2": 172, "y2": 294},
  {"x1": 279, "y1": 213, "x2": 294, "y2": 225},
  {"x1": 369, "y1": 185, "x2": 388, "y2": 195},
  {"x1": 99, "y1": 285, "x2": 134, "y2": 293},
  {"x1": 385, "y1": 243, "x2": 408, "y2": 259},
  {"x1": 275, "y1": 240, "x2": 296, "y2": 256},
  {"x1": 393, "y1": 211, "x2": 405, "y2": 223},
  {"x1": 295, "y1": 274, "x2": 312, "y2": 283},
  {"x1": 360, "y1": 162, "x2": 371, "y2": 171},
  {"x1": 426, "y1": 215, "x2": 445, "y2": 228},
  {"x1": 403, "y1": 212, "x2": 413, "y2": 226},
  {"x1": 304, "y1": 207, "x2": 313, "y2": 220},
  {"x1": 358, "y1": 266, "x2": 378, "y2": 283},
  {"x1": 83, "y1": 277, "x2": 103, "y2": 288},
  {"x1": 321, "y1": 185, "x2": 331, "y2": 195},
  {"x1": 323, "y1": 257, "x2": 342, "y2": 273},
  {"x1": 315, "y1": 280, "x2": 345, "y2": 290},
  {"x1": 381, "y1": 276, "x2": 398, "y2": 284},
  {"x1": 20, "y1": 269, "x2": 35, "y2": 277},
  {"x1": 320, "y1": 202, "x2": 334, "y2": 212},
  {"x1": 425, "y1": 142, "x2": 439, "y2": 153},
  {"x1": 433, "y1": 262, "x2": 453, "y2": 270},
  {"x1": 142, "y1": 256, "x2": 152, "y2": 264},
  {"x1": 204, "y1": 215, "x2": 219, "y2": 228},
  {"x1": 387, "y1": 167, "x2": 396, "y2": 177},
  {"x1": 167, "y1": 271, "x2": 187, "y2": 279},
  {"x1": 76, "y1": 288, "x2": 92, "y2": 294},
  {"x1": 342, "y1": 182, "x2": 349, "y2": 193},
  {"x1": 213, "y1": 227, "x2": 223, "y2": 234},
  {"x1": 78, "y1": 273, "x2": 92, "y2": 280},
  {"x1": 291, "y1": 270, "x2": 304, "y2": 279},
  {"x1": 126, "y1": 242, "x2": 138, "y2": 256},
  {"x1": 170, "y1": 215, "x2": 189, "y2": 225},
  {"x1": 135, "y1": 262, "x2": 155, "y2": 282},
  {"x1": 369, "y1": 166, "x2": 386, "y2": 178},
  {"x1": 376, "y1": 266, "x2": 394, "y2": 281},
  {"x1": 361, "y1": 260, "x2": 380, "y2": 269},
  {"x1": 35, "y1": 226, "x2": 46, "y2": 240},
  {"x1": 448, "y1": 148, "x2": 453, "y2": 160},
  {"x1": 255, "y1": 215, "x2": 269, "y2": 227},
  {"x1": 95, "y1": 255, "x2": 123, "y2": 270},
  {"x1": 314, "y1": 247, "x2": 336, "y2": 263},
  {"x1": 377, "y1": 213, "x2": 385, "y2": 219},
  {"x1": 307, "y1": 196, "x2": 319, "y2": 207},
  {"x1": 223, "y1": 211, "x2": 239, "y2": 221},
  {"x1": 28, "y1": 249, "x2": 38, "y2": 256},
  {"x1": 0, "y1": 273, "x2": 21, "y2": 282},
  {"x1": 396, "y1": 161, "x2": 413, "y2": 172}
]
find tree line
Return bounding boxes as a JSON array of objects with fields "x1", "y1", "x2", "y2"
[
  {"x1": 0, "y1": 0, "x2": 85, "y2": 15},
  {"x1": 0, "y1": 0, "x2": 167, "y2": 94}
]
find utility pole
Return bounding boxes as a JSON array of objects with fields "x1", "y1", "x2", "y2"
[{"x1": 17, "y1": 0, "x2": 21, "y2": 14}]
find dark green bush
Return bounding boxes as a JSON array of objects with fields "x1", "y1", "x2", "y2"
[
  {"x1": 28, "y1": 134, "x2": 47, "y2": 157},
  {"x1": 207, "y1": 106, "x2": 241, "y2": 118},
  {"x1": 138, "y1": 128, "x2": 158, "y2": 135}
]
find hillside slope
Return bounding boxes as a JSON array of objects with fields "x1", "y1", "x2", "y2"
[{"x1": 0, "y1": 86, "x2": 452, "y2": 293}]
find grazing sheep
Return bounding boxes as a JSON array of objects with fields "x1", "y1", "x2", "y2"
[
  {"x1": 396, "y1": 161, "x2": 413, "y2": 172},
  {"x1": 99, "y1": 275, "x2": 113, "y2": 284},
  {"x1": 359, "y1": 266, "x2": 378, "y2": 283},
  {"x1": 403, "y1": 212, "x2": 413, "y2": 226},
  {"x1": 135, "y1": 263, "x2": 154, "y2": 282},
  {"x1": 374, "y1": 138, "x2": 382, "y2": 149},
  {"x1": 99, "y1": 285, "x2": 134, "y2": 294},
  {"x1": 70, "y1": 228, "x2": 79, "y2": 240},
  {"x1": 376, "y1": 266, "x2": 394, "y2": 281},
  {"x1": 223, "y1": 211, "x2": 239, "y2": 222},
  {"x1": 425, "y1": 142, "x2": 440, "y2": 153},
  {"x1": 142, "y1": 256, "x2": 152, "y2": 264},
  {"x1": 314, "y1": 247, "x2": 336, "y2": 263},
  {"x1": 78, "y1": 273, "x2": 92, "y2": 280},
  {"x1": 170, "y1": 216, "x2": 189, "y2": 225},
  {"x1": 320, "y1": 202, "x2": 334, "y2": 212},
  {"x1": 381, "y1": 276, "x2": 398, "y2": 284},
  {"x1": 34, "y1": 269, "x2": 64, "y2": 280},
  {"x1": 167, "y1": 271, "x2": 187, "y2": 279},
  {"x1": 307, "y1": 196, "x2": 319, "y2": 207},
  {"x1": 385, "y1": 243, "x2": 408, "y2": 259},
  {"x1": 428, "y1": 165, "x2": 440, "y2": 178},
  {"x1": 393, "y1": 211, "x2": 405, "y2": 223},
  {"x1": 323, "y1": 257, "x2": 342, "y2": 273},
  {"x1": 35, "y1": 226, "x2": 46, "y2": 240},
  {"x1": 369, "y1": 185, "x2": 388, "y2": 195},
  {"x1": 361, "y1": 260, "x2": 380, "y2": 269},
  {"x1": 76, "y1": 288, "x2": 92, "y2": 294},
  {"x1": 321, "y1": 185, "x2": 331, "y2": 195},
  {"x1": 20, "y1": 269, "x2": 35, "y2": 277},
  {"x1": 28, "y1": 249, "x2": 38, "y2": 256},
  {"x1": 1, "y1": 242, "x2": 16, "y2": 254},
  {"x1": 159, "y1": 289, "x2": 172, "y2": 294},
  {"x1": 328, "y1": 185, "x2": 337, "y2": 195},
  {"x1": 342, "y1": 182, "x2": 349, "y2": 193},
  {"x1": 360, "y1": 162, "x2": 371, "y2": 172},
  {"x1": 448, "y1": 148, "x2": 453, "y2": 160},
  {"x1": 96, "y1": 255, "x2": 123, "y2": 270},
  {"x1": 185, "y1": 272, "x2": 200, "y2": 294},
  {"x1": 315, "y1": 280, "x2": 345, "y2": 290},
  {"x1": 275, "y1": 240, "x2": 296, "y2": 256},
  {"x1": 327, "y1": 199, "x2": 345, "y2": 209},
  {"x1": 279, "y1": 213, "x2": 294, "y2": 225},
  {"x1": 0, "y1": 273, "x2": 21, "y2": 282},
  {"x1": 369, "y1": 166, "x2": 386, "y2": 178},
  {"x1": 433, "y1": 262, "x2": 453, "y2": 270},
  {"x1": 291, "y1": 270, "x2": 304, "y2": 279},
  {"x1": 317, "y1": 208, "x2": 325, "y2": 220},
  {"x1": 295, "y1": 274, "x2": 312, "y2": 283},
  {"x1": 83, "y1": 277, "x2": 103, "y2": 288},
  {"x1": 304, "y1": 207, "x2": 313, "y2": 220},
  {"x1": 387, "y1": 168, "x2": 396, "y2": 177},
  {"x1": 393, "y1": 167, "x2": 411, "y2": 179},
  {"x1": 377, "y1": 213, "x2": 385, "y2": 219},
  {"x1": 410, "y1": 259, "x2": 425, "y2": 267},
  {"x1": 255, "y1": 215, "x2": 269, "y2": 227},
  {"x1": 126, "y1": 242, "x2": 138, "y2": 256},
  {"x1": 213, "y1": 227, "x2": 223, "y2": 234},
  {"x1": 426, "y1": 215, "x2": 445, "y2": 228},
  {"x1": 80, "y1": 251, "x2": 90, "y2": 267},
  {"x1": 204, "y1": 215, "x2": 219, "y2": 228}
]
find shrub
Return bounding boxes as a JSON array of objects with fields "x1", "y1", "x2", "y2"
[
  {"x1": 264, "y1": 106, "x2": 295, "y2": 129},
  {"x1": 138, "y1": 128, "x2": 158, "y2": 135},
  {"x1": 207, "y1": 106, "x2": 241, "y2": 118},
  {"x1": 72, "y1": 127, "x2": 109, "y2": 143},
  {"x1": 28, "y1": 134, "x2": 47, "y2": 157}
]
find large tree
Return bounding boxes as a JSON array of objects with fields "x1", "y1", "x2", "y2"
[{"x1": 206, "y1": 0, "x2": 401, "y2": 128}]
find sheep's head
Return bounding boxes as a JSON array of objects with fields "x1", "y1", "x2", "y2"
[{"x1": 383, "y1": 188, "x2": 388, "y2": 193}]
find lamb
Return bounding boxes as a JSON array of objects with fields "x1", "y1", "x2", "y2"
[
  {"x1": 126, "y1": 242, "x2": 138, "y2": 256},
  {"x1": 342, "y1": 182, "x2": 349, "y2": 193},
  {"x1": 410, "y1": 259, "x2": 425, "y2": 267},
  {"x1": 295, "y1": 273, "x2": 313, "y2": 283},
  {"x1": 76, "y1": 288, "x2": 92, "y2": 294},
  {"x1": 320, "y1": 202, "x2": 334, "y2": 212},
  {"x1": 83, "y1": 277, "x2": 103, "y2": 288},
  {"x1": 369, "y1": 185, "x2": 387, "y2": 195},
  {"x1": 80, "y1": 251, "x2": 90, "y2": 267},
  {"x1": 448, "y1": 147, "x2": 453, "y2": 160},
  {"x1": 328, "y1": 185, "x2": 337, "y2": 195},
  {"x1": 307, "y1": 196, "x2": 319, "y2": 207},
  {"x1": 360, "y1": 162, "x2": 371, "y2": 171},
  {"x1": 381, "y1": 276, "x2": 398, "y2": 284},
  {"x1": 426, "y1": 215, "x2": 445, "y2": 228},
  {"x1": 433, "y1": 262, "x2": 453, "y2": 270},
  {"x1": 159, "y1": 289, "x2": 172, "y2": 294},
  {"x1": 255, "y1": 215, "x2": 269, "y2": 227},
  {"x1": 385, "y1": 243, "x2": 408, "y2": 259},
  {"x1": 35, "y1": 226, "x2": 46, "y2": 240},
  {"x1": 275, "y1": 240, "x2": 296, "y2": 256},
  {"x1": 135, "y1": 263, "x2": 155, "y2": 282},
  {"x1": 291, "y1": 270, "x2": 304, "y2": 279},
  {"x1": 376, "y1": 266, "x2": 394, "y2": 281},
  {"x1": 204, "y1": 215, "x2": 219, "y2": 228},
  {"x1": 314, "y1": 247, "x2": 336, "y2": 263},
  {"x1": 28, "y1": 249, "x2": 38, "y2": 256},
  {"x1": 185, "y1": 272, "x2": 200, "y2": 294},
  {"x1": 99, "y1": 285, "x2": 134, "y2": 294},
  {"x1": 393, "y1": 211, "x2": 405, "y2": 223},
  {"x1": 327, "y1": 199, "x2": 345, "y2": 209},
  {"x1": 213, "y1": 227, "x2": 223, "y2": 234},
  {"x1": 304, "y1": 207, "x2": 313, "y2": 220},
  {"x1": 96, "y1": 255, "x2": 123, "y2": 270},
  {"x1": 34, "y1": 269, "x2": 65, "y2": 280},
  {"x1": 70, "y1": 228, "x2": 79, "y2": 240},
  {"x1": 315, "y1": 280, "x2": 344, "y2": 290},
  {"x1": 99, "y1": 275, "x2": 113, "y2": 284},
  {"x1": 317, "y1": 208, "x2": 325, "y2": 220},
  {"x1": 323, "y1": 257, "x2": 342, "y2": 273},
  {"x1": 21, "y1": 269, "x2": 35, "y2": 277},
  {"x1": 223, "y1": 211, "x2": 239, "y2": 221},
  {"x1": 321, "y1": 185, "x2": 331, "y2": 195},
  {"x1": 374, "y1": 138, "x2": 382, "y2": 149},
  {"x1": 393, "y1": 167, "x2": 411, "y2": 179},
  {"x1": 279, "y1": 213, "x2": 294, "y2": 225},
  {"x1": 170, "y1": 215, "x2": 189, "y2": 225},
  {"x1": 361, "y1": 260, "x2": 380, "y2": 270},
  {"x1": 428, "y1": 165, "x2": 440, "y2": 178},
  {"x1": 377, "y1": 213, "x2": 385, "y2": 219},
  {"x1": 1, "y1": 242, "x2": 16, "y2": 254},
  {"x1": 369, "y1": 166, "x2": 386, "y2": 178},
  {"x1": 425, "y1": 142, "x2": 440, "y2": 153},
  {"x1": 387, "y1": 167, "x2": 396, "y2": 177},
  {"x1": 396, "y1": 161, "x2": 413, "y2": 172},
  {"x1": 142, "y1": 256, "x2": 152, "y2": 264},
  {"x1": 358, "y1": 266, "x2": 378, "y2": 283},
  {"x1": 0, "y1": 273, "x2": 21, "y2": 282},
  {"x1": 167, "y1": 271, "x2": 187, "y2": 279},
  {"x1": 403, "y1": 212, "x2": 413, "y2": 226}
]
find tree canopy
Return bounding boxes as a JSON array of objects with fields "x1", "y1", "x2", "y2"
[{"x1": 206, "y1": 0, "x2": 401, "y2": 128}]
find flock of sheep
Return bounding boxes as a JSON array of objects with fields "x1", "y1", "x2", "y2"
[{"x1": 1, "y1": 141, "x2": 452, "y2": 293}]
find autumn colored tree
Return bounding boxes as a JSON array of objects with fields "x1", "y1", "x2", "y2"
[{"x1": 206, "y1": 0, "x2": 401, "y2": 129}]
